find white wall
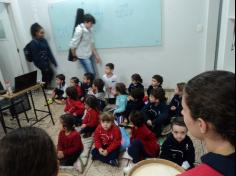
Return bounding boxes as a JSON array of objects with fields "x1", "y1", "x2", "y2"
[
  {"x1": 217, "y1": 0, "x2": 235, "y2": 72},
  {"x1": 11, "y1": 0, "x2": 219, "y2": 88},
  {"x1": 0, "y1": 2, "x2": 24, "y2": 83}
]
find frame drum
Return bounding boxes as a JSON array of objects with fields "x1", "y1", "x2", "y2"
[{"x1": 129, "y1": 159, "x2": 185, "y2": 176}]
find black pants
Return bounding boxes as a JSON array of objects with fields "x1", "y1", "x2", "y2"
[
  {"x1": 128, "y1": 139, "x2": 148, "y2": 164},
  {"x1": 54, "y1": 88, "x2": 64, "y2": 100},
  {"x1": 41, "y1": 66, "x2": 54, "y2": 89},
  {"x1": 60, "y1": 150, "x2": 82, "y2": 166},
  {"x1": 92, "y1": 148, "x2": 120, "y2": 164},
  {"x1": 80, "y1": 126, "x2": 96, "y2": 134},
  {"x1": 107, "y1": 98, "x2": 116, "y2": 105}
]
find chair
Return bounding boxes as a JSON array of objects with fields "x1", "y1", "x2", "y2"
[{"x1": 0, "y1": 81, "x2": 30, "y2": 134}]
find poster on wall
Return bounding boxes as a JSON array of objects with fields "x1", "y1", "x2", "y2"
[{"x1": 0, "y1": 20, "x2": 6, "y2": 40}]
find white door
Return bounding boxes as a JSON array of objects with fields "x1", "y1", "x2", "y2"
[{"x1": 0, "y1": 3, "x2": 24, "y2": 84}]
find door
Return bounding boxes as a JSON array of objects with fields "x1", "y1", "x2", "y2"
[{"x1": 0, "y1": 3, "x2": 24, "y2": 84}]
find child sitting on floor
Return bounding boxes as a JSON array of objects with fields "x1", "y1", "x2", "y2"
[
  {"x1": 123, "y1": 111, "x2": 160, "y2": 174},
  {"x1": 81, "y1": 73, "x2": 94, "y2": 98},
  {"x1": 123, "y1": 88, "x2": 145, "y2": 124},
  {"x1": 147, "y1": 74, "x2": 163, "y2": 97},
  {"x1": 64, "y1": 86, "x2": 85, "y2": 126},
  {"x1": 92, "y1": 112, "x2": 121, "y2": 167},
  {"x1": 114, "y1": 83, "x2": 128, "y2": 124},
  {"x1": 70, "y1": 77, "x2": 84, "y2": 100},
  {"x1": 88, "y1": 79, "x2": 106, "y2": 111},
  {"x1": 169, "y1": 82, "x2": 186, "y2": 118},
  {"x1": 103, "y1": 63, "x2": 118, "y2": 104},
  {"x1": 48, "y1": 74, "x2": 67, "y2": 105},
  {"x1": 80, "y1": 95, "x2": 100, "y2": 138},
  {"x1": 142, "y1": 88, "x2": 169, "y2": 137},
  {"x1": 57, "y1": 114, "x2": 84, "y2": 166},
  {"x1": 128, "y1": 74, "x2": 144, "y2": 94},
  {"x1": 160, "y1": 116, "x2": 195, "y2": 170}
]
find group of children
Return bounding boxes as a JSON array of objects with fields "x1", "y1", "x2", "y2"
[
  {"x1": 0, "y1": 70, "x2": 234, "y2": 176},
  {"x1": 50, "y1": 62, "x2": 196, "y2": 173}
]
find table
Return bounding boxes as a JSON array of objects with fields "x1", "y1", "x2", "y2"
[{"x1": 0, "y1": 83, "x2": 55, "y2": 131}]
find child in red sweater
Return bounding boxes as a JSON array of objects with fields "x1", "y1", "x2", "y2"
[
  {"x1": 57, "y1": 114, "x2": 84, "y2": 166},
  {"x1": 124, "y1": 111, "x2": 160, "y2": 174},
  {"x1": 64, "y1": 87, "x2": 85, "y2": 126},
  {"x1": 92, "y1": 112, "x2": 122, "y2": 166},
  {"x1": 80, "y1": 95, "x2": 100, "y2": 138},
  {"x1": 70, "y1": 77, "x2": 84, "y2": 100}
]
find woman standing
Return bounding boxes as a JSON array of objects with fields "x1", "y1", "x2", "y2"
[
  {"x1": 179, "y1": 71, "x2": 235, "y2": 176},
  {"x1": 29, "y1": 23, "x2": 58, "y2": 89},
  {"x1": 70, "y1": 14, "x2": 101, "y2": 76}
]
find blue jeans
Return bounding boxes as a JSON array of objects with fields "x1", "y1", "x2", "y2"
[{"x1": 79, "y1": 57, "x2": 96, "y2": 75}]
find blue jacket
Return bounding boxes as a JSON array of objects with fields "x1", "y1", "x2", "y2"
[
  {"x1": 114, "y1": 95, "x2": 128, "y2": 114},
  {"x1": 30, "y1": 38, "x2": 57, "y2": 71},
  {"x1": 142, "y1": 101, "x2": 169, "y2": 126}
]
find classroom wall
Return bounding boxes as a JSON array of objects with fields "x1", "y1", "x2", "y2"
[
  {"x1": 13, "y1": 0, "x2": 217, "y2": 88},
  {"x1": 217, "y1": 0, "x2": 235, "y2": 72}
]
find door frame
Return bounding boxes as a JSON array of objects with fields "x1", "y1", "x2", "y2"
[{"x1": 0, "y1": 0, "x2": 26, "y2": 74}]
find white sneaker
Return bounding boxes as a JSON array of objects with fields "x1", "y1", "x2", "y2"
[
  {"x1": 74, "y1": 158, "x2": 84, "y2": 173},
  {"x1": 123, "y1": 162, "x2": 135, "y2": 175},
  {"x1": 122, "y1": 150, "x2": 133, "y2": 160}
]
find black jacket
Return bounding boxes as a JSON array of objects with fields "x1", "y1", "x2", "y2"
[
  {"x1": 147, "y1": 85, "x2": 162, "y2": 97},
  {"x1": 169, "y1": 95, "x2": 183, "y2": 118},
  {"x1": 124, "y1": 99, "x2": 145, "y2": 118},
  {"x1": 202, "y1": 152, "x2": 235, "y2": 176},
  {"x1": 128, "y1": 83, "x2": 144, "y2": 94},
  {"x1": 30, "y1": 38, "x2": 57, "y2": 71},
  {"x1": 160, "y1": 133, "x2": 195, "y2": 168},
  {"x1": 142, "y1": 101, "x2": 169, "y2": 126}
]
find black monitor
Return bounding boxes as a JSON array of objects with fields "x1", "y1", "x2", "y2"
[{"x1": 14, "y1": 71, "x2": 37, "y2": 93}]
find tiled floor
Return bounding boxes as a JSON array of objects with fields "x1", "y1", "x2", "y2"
[{"x1": 0, "y1": 91, "x2": 206, "y2": 176}]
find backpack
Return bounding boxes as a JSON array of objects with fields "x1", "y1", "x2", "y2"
[{"x1": 23, "y1": 42, "x2": 33, "y2": 62}]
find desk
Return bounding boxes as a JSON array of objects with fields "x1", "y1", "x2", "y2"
[{"x1": 0, "y1": 83, "x2": 55, "y2": 129}]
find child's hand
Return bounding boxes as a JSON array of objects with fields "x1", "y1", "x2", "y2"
[
  {"x1": 171, "y1": 106, "x2": 177, "y2": 111},
  {"x1": 102, "y1": 150, "x2": 108, "y2": 157},
  {"x1": 57, "y1": 151, "x2": 64, "y2": 159},
  {"x1": 99, "y1": 148, "x2": 104, "y2": 155},
  {"x1": 81, "y1": 124, "x2": 87, "y2": 129},
  {"x1": 128, "y1": 96, "x2": 134, "y2": 101},
  {"x1": 147, "y1": 120, "x2": 152, "y2": 126}
]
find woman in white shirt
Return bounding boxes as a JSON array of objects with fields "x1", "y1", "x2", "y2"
[{"x1": 70, "y1": 14, "x2": 101, "y2": 76}]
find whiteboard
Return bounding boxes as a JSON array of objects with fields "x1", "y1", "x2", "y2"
[{"x1": 48, "y1": 0, "x2": 162, "y2": 51}]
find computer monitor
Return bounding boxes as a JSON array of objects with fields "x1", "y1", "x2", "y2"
[{"x1": 14, "y1": 71, "x2": 37, "y2": 93}]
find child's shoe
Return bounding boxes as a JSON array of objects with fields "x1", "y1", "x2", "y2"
[
  {"x1": 123, "y1": 162, "x2": 136, "y2": 175},
  {"x1": 109, "y1": 159, "x2": 119, "y2": 167},
  {"x1": 45, "y1": 98, "x2": 54, "y2": 106}
]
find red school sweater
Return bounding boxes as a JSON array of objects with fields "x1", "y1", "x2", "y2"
[
  {"x1": 82, "y1": 108, "x2": 100, "y2": 128},
  {"x1": 57, "y1": 129, "x2": 84, "y2": 157},
  {"x1": 64, "y1": 98, "x2": 85, "y2": 116},
  {"x1": 178, "y1": 164, "x2": 223, "y2": 176},
  {"x1": 94, "y1": 124, "x2": 121, "y2": 153},
  {"x1": 75, "y1": 85, "x2": 83, "y2": 99},
  {"x1": 131, "y1": 124, "x2": 160, "y2": 157}
]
